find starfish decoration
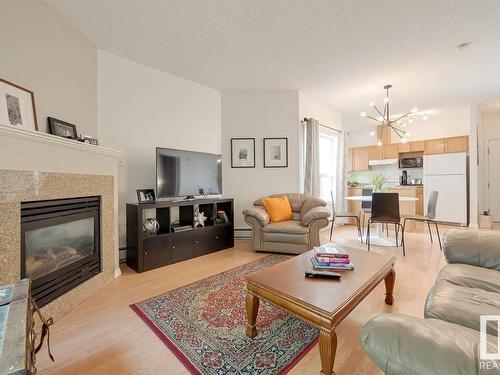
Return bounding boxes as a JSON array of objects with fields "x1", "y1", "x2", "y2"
[{"x1": 194, "y1": 211, "x2": 207, "y2": 227}]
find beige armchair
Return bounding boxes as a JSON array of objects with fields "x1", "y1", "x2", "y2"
[{"x1": 242, "y1": 193, "x2": 330, "y2": 254}]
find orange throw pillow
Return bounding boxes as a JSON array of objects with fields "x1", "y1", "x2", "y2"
[{"x1": 262, "y1": 196, "x2": 294, "y2": 222}]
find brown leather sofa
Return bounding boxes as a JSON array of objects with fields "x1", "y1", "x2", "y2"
[
  {"x1": 242, "y1": 193, "x2": 330, "y2": 254},
  {"x1": 360, "y1": 229, "x2": 500, "y2": 375}
]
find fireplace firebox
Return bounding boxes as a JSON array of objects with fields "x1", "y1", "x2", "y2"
[{"x1": 21, "y1": 196, "x2": 101, "y2": 307}]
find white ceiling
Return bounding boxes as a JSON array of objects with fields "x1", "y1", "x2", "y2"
[{"x1": 45, "y1": 0, "x2": 500, "y2": 129}]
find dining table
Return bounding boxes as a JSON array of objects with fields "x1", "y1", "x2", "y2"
[{"x1": 345, "y1": 195, "x2": 419, "y2": 246}]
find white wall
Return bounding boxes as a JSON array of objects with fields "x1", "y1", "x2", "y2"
[
  {"x1": 0, "y1": 0, "x2": 97, "y2": 136},
  {"x1": 298, "y1": 92, "x2": 342, "y2": 128},
  {"x1": 222, "y1": 91, "x2": 301, "y2": 230},
  {"x1": 97, "y1": 50, "x2": 221, "y2": 246},
  {"x1": 479, "y1": 110, "x2": 500, "y2": 216}
]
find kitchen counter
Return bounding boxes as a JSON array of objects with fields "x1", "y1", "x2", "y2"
[{"x1": 348, "y1": 184, "x2": 423, "y2": 190}]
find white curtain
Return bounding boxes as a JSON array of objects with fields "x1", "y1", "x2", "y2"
[
  {"x1": 303, "y1": 118, "x2": 320, "y2": 196},
  {"x1": 333, "y1": 131, "x2": 346, "y2": 219}
]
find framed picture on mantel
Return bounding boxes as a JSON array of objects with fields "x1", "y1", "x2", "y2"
[
  {"x1": 0, "y1": 78, "x2": 38, "y2": 131},
  {"x1": 231, "y1": 138, "x2": 255, "y2": 168},
  {"x1": 263, "y1": 137, "x2": 288, "y2": 168}
]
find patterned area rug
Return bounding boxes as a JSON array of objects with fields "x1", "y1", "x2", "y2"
[{"x1": 130, "y1": 255, "x2": 318, "y2": 374}]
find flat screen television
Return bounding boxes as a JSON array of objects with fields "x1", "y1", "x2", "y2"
[{"x1": 156, "y1": 147, "x2": 222, "y2": 198}]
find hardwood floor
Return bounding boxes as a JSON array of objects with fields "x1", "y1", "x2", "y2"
[{"x1": 37, "y1": 223, "x2": 496, "y2": 375}]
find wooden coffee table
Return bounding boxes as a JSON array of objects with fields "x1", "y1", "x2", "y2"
[{"x1": 245, "y1": 246, "x2": 396, "y2": 375}]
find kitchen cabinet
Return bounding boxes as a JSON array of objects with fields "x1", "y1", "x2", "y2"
[
  {"x1": 424, "y1": 138, "x2": 446, "y2": 155},
  {"x1": 445, "y1": 136, "x2": 469, "y2": 153},
  {"x1": 353, "y1": 147, "x2": 369, "y2": 171},
  {"x1": 415, "y1": 187, "x2": 424, "y2": 216},
  {"x1": 378, "y1": 125, "x2": 391, "y2": 144},
  {"x1": 398, "y1": 142, "x2": 411, "y2": 153},
  {"x1": 382, "y1": 144, "x2": 398, "y2": 159},
  {"x1": 346, "y1": 148, "x2": 353, "y2": 172},
  {"x1": 367, "y1": 145, "x2": 382, "y2": 161},
  {"x1": 410, "y1": 141, "x2": 425, "y2": 152}
]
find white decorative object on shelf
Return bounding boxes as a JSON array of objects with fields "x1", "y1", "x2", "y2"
[{"x1": 194, "y1": 211, "x2": 207, "y2": 227}]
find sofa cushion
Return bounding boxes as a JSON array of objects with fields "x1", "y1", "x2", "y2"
[
  {"x1": 360, "y1": 313, "x2": 499, "y2": 375},
  {"x1": 437, "y1": 263, "x2": 500, "y2": 293},
  {"x1": 262, "y1": 220, "x2": 309, "y2": 244},
  {"x1": 262, "y1": 196, "x2": 293, "y2": 222},
  {"x1": 444, "y1": 229, "x2": 500, "y2": 271},
  {"x1": 262, "y1": 220, "x2": 309, "y2": 234},
  {"x1": 425, "y1": 280, "x2": 500, "y2": 336}
]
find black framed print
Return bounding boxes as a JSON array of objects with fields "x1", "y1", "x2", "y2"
[
  {"x1": 137, "y1": 189, "x2": 156, "y2": 204},
  {"x1": 263, "y1": 138, "x2": 288, "y2": 168},
  {"x1": 0, "y1": 78, "x2": 38, "y2": 131},
  {"x1": 231, "y1": 138, "x2": 255, "y2": 168},
  {"x1": 48, "y1": 117, "x2": 78, "y2": 139}
]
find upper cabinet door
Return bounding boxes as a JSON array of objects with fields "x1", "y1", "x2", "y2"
[
  {"x1": 424, "y1": 138, "x2": 446, "y2": 155},
  {"x1": 410, "y1": 141, "x2": 425, "y2": 152},
  {"x1": 346, "y1": 148, "x2": 353, "y2": 171},
  {"x1": 382, "y1": 143, "x2": 398, "y2": 159},
  {"x1": 398, "y1": 142, "x2": 411, "y2": 153},
  {"x1": 445, "y1": 136, "x2": 469, "y2": 153},
  {"x1": 353, "y1": 147, "x2": 369, "y2": 171},
  {"x1": 367, "y1": 145, "x2": 382, "y2": 161}
]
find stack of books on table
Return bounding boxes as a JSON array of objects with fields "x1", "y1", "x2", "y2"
[{"x1": 310, "y1": 244, "x2": 354, "y2": 271}]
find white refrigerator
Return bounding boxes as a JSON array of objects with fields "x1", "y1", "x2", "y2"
[{"x1": 423, "y1": 152, "x2": 468, "y2": 225}]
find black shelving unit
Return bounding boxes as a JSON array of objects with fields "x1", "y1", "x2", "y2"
[{"x1": 126, "y1": 198, "x2": 234, "y2": 273}]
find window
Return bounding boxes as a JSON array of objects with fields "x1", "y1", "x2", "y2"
[{"x1": 319, "y1": 130, "x2": 339, "y2": 202}]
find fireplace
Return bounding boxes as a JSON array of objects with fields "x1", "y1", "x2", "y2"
[{"x1": 21, "y1": 196, "x2": 101, "y2": 307}]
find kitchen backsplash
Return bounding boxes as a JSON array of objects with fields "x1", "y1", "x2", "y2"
[{"x1": 348, "y1": 164, "x2": 423, "y2": 185}]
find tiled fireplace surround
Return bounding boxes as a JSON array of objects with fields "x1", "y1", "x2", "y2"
[
  {"x1": 0, "y1": 124, "x2": 123, "y2": 320},
  {"x1": 0, "y1": 169, "x2": 116, "y2": 320}
]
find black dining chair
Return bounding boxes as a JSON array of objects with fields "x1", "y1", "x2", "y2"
[
  {"x1": 402, "y1": 191, "x2": 442, "y2": 250},
  {"x1": 366, "y1": 193, "x2": 405, "y2": 255},
  {"x1": 329, "y1": 190, "x2": 362, "y2": 241},
  {"x1": 359, "y1": 188, "x2": 373, "y2": 240}
]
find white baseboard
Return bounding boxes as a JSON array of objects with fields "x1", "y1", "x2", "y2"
[
  {"x1": 234, "y1": 228, "x2": 252, "y2": 239},
  {"x1": 119, "y1": 248, "x2": 127, "y2": 260},
  {"x1": 114, "y1": 268, "x2": 122, "y2": 278}
]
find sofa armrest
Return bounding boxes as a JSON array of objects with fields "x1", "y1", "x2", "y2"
[
  {"x1": 360, "y1": 313, "x2": 496, "y2": 375},
  {"x1": 301, "y1": 206, "x2": 330, "y2": 226},
  {"x1": 444, "y1": 229, "x2": 500, "y2": 271},
  {"x1": 242, "y1": 207, "x2": 270, "y2": 226}
]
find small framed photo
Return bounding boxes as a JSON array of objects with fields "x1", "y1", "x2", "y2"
[
  {"x1": 231, "y1": 138, "x2": 255, "y2": 168},
  {"x1": 264, "y1": 138, "x2": 288, "y2": 168},
  {"x1": 137, "y1": 189, "x2": 156, "y2": 204},
  {"x1": 48, "y1": 117, "x2": 78, "y2": 139},
  {"x1": 0, "y1": 78, "x2": 38, "y2": 131},
  {"x1": 81, "y1": 135, "x2": 98, "y2": 145}
]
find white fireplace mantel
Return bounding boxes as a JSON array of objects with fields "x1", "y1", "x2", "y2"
[
  {"x1": 0, "y1": 124, "x2": 124, "y2": 159},
  {"x1": 0, "y1": 123, "x2": 124, "y2": 278}
]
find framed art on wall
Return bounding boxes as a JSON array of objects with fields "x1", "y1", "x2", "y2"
[
  {"x1": 0, "y1": 79, "x2": 38, "y2": 131},
  {"x1": 263, "y1": 137, "x2": 288, "y2": 168},
  {"x1": 48, "y1": 117, "x2": 78, "y2": 139},
  {"x1": 231, "y1": 138, "x2": 255, "y2": 168},
  {"x1": 137, "y1": 189, "x2": 156, "y2": 204}
]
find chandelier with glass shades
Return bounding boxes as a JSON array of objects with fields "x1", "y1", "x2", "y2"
[{"x1": 360, "y1": 84, "x2": 428, "y2": 146}]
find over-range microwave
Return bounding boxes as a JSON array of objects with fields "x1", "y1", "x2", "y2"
[{"x1": 399, "y1": 156, "x2": 423, "y2": 169}]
